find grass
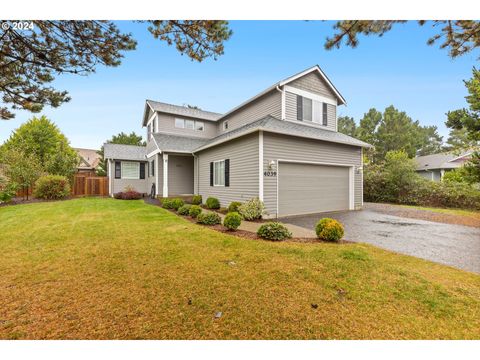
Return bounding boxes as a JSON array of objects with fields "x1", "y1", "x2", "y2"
[
  {"x1": 398, "y1": 204, "x2": 480, "y2": 218},
  {"x1": 1, "y1": 198, "x2": 479, "y2": 339}
]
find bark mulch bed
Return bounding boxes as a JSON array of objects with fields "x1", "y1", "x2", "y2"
[
  {"x1": 365, "y1": 202, "x2": 480, "y2": 228},
  {"x1": 0, "y1": 196, "x2": 75, "y2": 207}
]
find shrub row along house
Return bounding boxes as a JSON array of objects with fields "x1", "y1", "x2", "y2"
[{"x1": 104, "y1": 66, "x2": 372, "y2": 217}]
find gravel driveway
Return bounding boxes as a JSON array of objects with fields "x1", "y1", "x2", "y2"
[{"x1": 280, "y1": 206, "x2": 480, "y2": 274}]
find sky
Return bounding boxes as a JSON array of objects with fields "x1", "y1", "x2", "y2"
[{"x1": 0, "y1": 20, "x2": 478, "y2": 149}]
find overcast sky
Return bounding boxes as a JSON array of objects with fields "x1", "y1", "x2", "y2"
[{"x1": 1, "y1": 20, "x2": 477, "y2": 149}]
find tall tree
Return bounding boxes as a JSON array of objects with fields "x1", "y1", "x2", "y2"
[
  {"x1": 444, "y1": 128, "x2": 480, "y2": 152},
  {"x1": 337, "y1": 116, "x2": 357, "y2": 137},
  {"x1": 325, "y1": 21, "x2": 480, "y2": 60},
  {"x1": 416, "y1": 125, "x2": 444, "y2": 156},
  {"x1": 96, "y1": 132, "x2": 146, "y2": 176},
  {"x1": 1, "y1": 116, "x2": 78, "y2": 179},
  {"x1": 0, "y1": 21, "x2": 232, "y2": 120},
  {"x1": 356, "y1": 108, "x2": 382, "y2": 147}
]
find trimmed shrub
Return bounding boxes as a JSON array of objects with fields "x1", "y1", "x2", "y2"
[
  {"x1": 228, "y1": 201, "x2": 242, "y2": 213},
  {"x1": 223, "y1": 212, "x2": 242, "y2": 230},
  {"x1": 205, "y1": 196, "x2": 220, "y2": 209},
  {"x1": 162, "y1": 198, "x2": 184, "y2": 210},
  {"x1": 191, "y1": 194, "x2": 202, "y2": 205},
  {"x1": 189, "y1": 205, "x2": 202, "y2": 218},
  {"x1": 114, "y1": 191, "x2": 142, "y2": 200},
  {"x1": 315, "y1": 218, "x2": 344, "y2": 242},
  {"x1": 238, "y1": 197, "x2": 265, "y2": 220},
  {"x1": 34, "y1": 175, "x2": 70, "y2": 200},
  {"x1": 197, "y1": 211, "x2": 221, "y2": 225},
  {"x1": 177, "y1": 204, "x2": 192, "y2": 215},
  {"x1": 257, "y1": 222, "x2": 292, "y2": 241}
]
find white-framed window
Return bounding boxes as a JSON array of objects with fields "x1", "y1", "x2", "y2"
[
  {"x1": 297, "y1": 95, "x2": 325, "y2": 124},
  {"x1": 213, "y1": 160, "x2": 225, "y2": 186},
  {"x1": 175, "y1": 118, "x2": 185, "y2": 128},
  {"x1": 223, "y1": 121, "x2": 229, "y2": 131},
  {"x1": 121, "y1": 161, "x2": 140, "y2": 179},
  {"x1": 185, "y1": 119, "x2": 195, "y2": 129},
  {"x1": 195, "y1": 121, "x2": 204, "y2": 131}
]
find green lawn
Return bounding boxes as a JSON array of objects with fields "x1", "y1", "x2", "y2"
[{"x1": 1, "y1": 198, "x2": 479, "y2": 339}]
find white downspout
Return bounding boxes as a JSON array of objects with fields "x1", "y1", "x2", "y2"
[
  {"x1": 163, "y1": 153, "x2": 169, "y2": 197},
  {"x1": 276, "y1": 85, "x2": 285, "y2": 120},
  {"x1": 259, "y1": 131, "x2": 264, "y2": 201}
]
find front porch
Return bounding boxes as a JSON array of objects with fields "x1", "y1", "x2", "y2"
[{"x1": 152, "y1": 153, "x2": 195, "y2": 198}]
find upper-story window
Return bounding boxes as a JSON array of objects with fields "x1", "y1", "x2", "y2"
[
  {"x1": 175, "y1": 118, "x2": 204, "y2": 132},
  {"x1": 296, "y1": 95, "x2": 328, "y2": 126},
  {"x1": 223, "y1": 121, "x2": 229, "y2": 131}
]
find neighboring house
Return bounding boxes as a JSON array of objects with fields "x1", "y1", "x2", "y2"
[
  {"x1": 415, "y1": 151, "x2": 472, "y2": 181},
  {"x1": 104, "y1": 65, "x2": 372, "y2": 217},
  {"x1": 75, "y1": 148, "x2": 102, "y2": 175}
]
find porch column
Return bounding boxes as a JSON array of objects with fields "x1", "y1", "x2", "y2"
[
  {"x1": 162, "y1": 153, "x2": 168, "y2": 197},
  {"x1": 155, "y1": 153, "x2": 159, "y2": 196}
]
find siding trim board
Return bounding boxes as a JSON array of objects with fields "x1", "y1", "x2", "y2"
[{"x1": 259, "y1": 131, "x2": 264, "y2": 201}]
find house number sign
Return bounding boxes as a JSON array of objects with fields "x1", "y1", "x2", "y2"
[{"x1": 264, "y1": 171, "x2": 277, "y2": 177}]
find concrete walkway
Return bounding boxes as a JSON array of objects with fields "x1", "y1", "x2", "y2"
[{"x1": 218, "y1": 213, "x2": 315, "y2": 238}]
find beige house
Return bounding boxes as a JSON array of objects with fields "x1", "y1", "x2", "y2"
[
  {"x1": 104, "y1": 65, "x2": 372, "y2": 217},
  {"x1": 74, "y1": 148, "x2": 102, "y2": 175}
]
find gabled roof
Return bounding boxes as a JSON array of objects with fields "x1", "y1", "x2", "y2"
[
  {"x1": 415, "y1": 152, "x2": 471, "y2": 171},
  {"x1": 74, "y1": 148, "x2": 101, "y2": 169},
  {"x1": 217, "y1": 65, "x2": 347, "y2": 121},
  {"x1": 152, "y1": 133, "x2": 208, "y2": 153},
  {"x1": 143, "y1": 100, "x2": 222, "y2": 126},
  {"x1": 194, "y1": 116, "x2": 371, "y2": 152},
  {"x1": 104, "y1": 143, "x2": 146, "y2": 161}
]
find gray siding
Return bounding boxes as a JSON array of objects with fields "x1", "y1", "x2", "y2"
[
  {"x1": 109, "y1": 160, "x2": 148, "y2": 194},
  {"x1": 218, "y1": 90, "x2": 281, "y2": 133},
  {"x1": 263, "y1": 133, "x2": 362, "y2": 217},
  {"x1": 285, "y1": 91, "x2": 337, "y2": 131},
  {"x1": 146, "y1": 155, "x2": 156, "y2": 196},
  {"x1": 289, "y1": 71, "x2": 337, "y2": 100},
  {"x1": 196, "y1": 133, "x2": 259, "y2": 207},
  {"x1": 417, "y1": 170, "x2": 442, "y2": 182},
  {"x1": 168, "y1": 155, "x2": 194, "y2": 195},
  {"x1": 156, "y1": 112, "x2": 217, "y2": 138}
]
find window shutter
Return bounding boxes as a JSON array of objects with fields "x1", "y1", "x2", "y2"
[
  {"x1": 322, "y1": 103, "x2": 328, "y2": 126},
  {"x1": 224, "y1": 159, "x2": 230, "y2": 187},
  {"x1": 140, "y1": 163, "x2": 145, "y2": 179},
  {"x1": 115, "y1": 161, "x2": 121, "y2": 179},
  {"x1": 152, "y1": 160, "x2": 155, "y2": 176},
  {"x1": 210, "y1": 162, "x2": 214, "y2": 186},
  {"x1": 296, "y1": 95, "x2": 303, "y2": 121}
]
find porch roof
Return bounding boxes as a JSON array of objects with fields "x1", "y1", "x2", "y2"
[{"x1": 152, "y1": 133, "x2": 208, "y2": 153}]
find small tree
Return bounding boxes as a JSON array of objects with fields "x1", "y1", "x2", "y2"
[
  {"x1": 383, "y1": 150, "x2": 419, "y2": 201},
  {"x1": 2, "y1": 148, "x2": 43, "y2": 200}
]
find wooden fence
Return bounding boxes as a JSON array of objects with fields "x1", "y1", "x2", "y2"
[{"x1": 72, "y1": 175, "x2": 109, "y2": 196}]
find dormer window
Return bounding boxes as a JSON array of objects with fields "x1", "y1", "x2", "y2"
[
  {"x1": 296, "y1": 95, "x2": 327, "y2": 126},
  {"x1": 175, "y1": 118, "x2": 205, "y2": 132}
]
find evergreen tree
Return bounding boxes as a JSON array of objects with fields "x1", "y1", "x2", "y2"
[{"x1": 337, "y1": 116, "x2": 357, "y2": 137}]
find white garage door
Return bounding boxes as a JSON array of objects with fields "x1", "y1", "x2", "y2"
[{"x1": 278, "y1": 162, "x2": 351, "y2": 216}]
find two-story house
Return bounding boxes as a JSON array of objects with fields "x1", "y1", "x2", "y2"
[{"x1": 104, "y1": 65, "x2": 372, "y2": 217}]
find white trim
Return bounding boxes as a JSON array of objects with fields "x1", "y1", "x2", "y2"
[
  {"x1": 155, "y1": 153, "x2": 159, "y2": 196},
  {"x1": 259, "y1": 131, "x2": 264, "y2": 201},
  {"x1": 108, "y1": 159, "x2": 113, "y2": 196},
  {"x1": 162, "y1": 153, "x2": 168, "y2": 197},
  {"x1": 276, "y1": 159, "x2": 355, "y2": 216},
  {"x1": 361, "y1": 148, "x2": 364, "y2": 207},
  {"x1": 142, "y1": 101, "x2": 157, "y2": 127},
  {"x1": 279, "y1": 65, "x2": 346, "y2": 105},
  {"x1": 146, "y1": 148, "x2": 161, "y2": 158},
  {"x1": 284, "y1": 85, "x2": 337, "y2": 106},
  {"x1": 213, "y1": 159, "x2": 226, "y2": 187}
]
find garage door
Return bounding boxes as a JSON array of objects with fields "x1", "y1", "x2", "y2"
[{"x1": 278, "y1": 162, "x2": 351, "y2": 216}]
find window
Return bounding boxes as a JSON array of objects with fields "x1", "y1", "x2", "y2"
[
  {"x1": 195, "y1": 121, "x2": 204, "y2": 131},
  {"x1": 223, "y1": 121, "x2": 229, "y2": 130},
  {"x1": 213, "y1": 160, "x2": 225, "y2": 186},
  {"x1": 185, "y1": 119, "x2": 195, "y2": 129},
  {"x1": 121, "y1": 161, "x2": 140, "y2": 179},
  {"x1": 175, "y1": 118, "x2": 185, "y2": 128},
  {"x1": 296, "y1": 95, "x2": 326, "y2": 125},
  {"x1": 150, "y1": 160, "x2": 155, "y2": 177}
]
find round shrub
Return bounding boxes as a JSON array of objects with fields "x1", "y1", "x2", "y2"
[
  {"x1": 197, "y1": 211, "x2": 221, "y2": 225},
  {"x1": 34, "y1": 175, "x2": 70, "y2": 200},
  {"x1": 114, "y1": 190, "x2": 142, "y2": 200},
  {"x1": 162, "y1": 198, "x2": 184, "y2": 210},
  {"x1": 205, "y1": 197, "x2": 220, "y2": 209},
  {"x1": 315, "y1": 218, "x2": 344, "y2": 242},
  {"x1": 238, "y1": 197, "x2": 265, "y2": 220},
  {"x1": 191, "y1": 194, "x2": 202, "y2": 205},
  {"x1": 189, "y1": 205, "x2": 202, "y2": 218},
  {"x1": 177, "y1": 204, "x2": 192, "y2": 215},
  {"x1": 228, "y1": 201, "x2": 242, "y2": 213},
  {"x1": 223, "y1": 212, "x2": 242, "y2": 230},
  {"x1": 257, "y1": 222, "x2": 292, "y2": 241}
]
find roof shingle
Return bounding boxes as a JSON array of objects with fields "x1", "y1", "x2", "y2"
[{"x1": 104, "y1": 144, "x2": 146, "y2": 161}]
